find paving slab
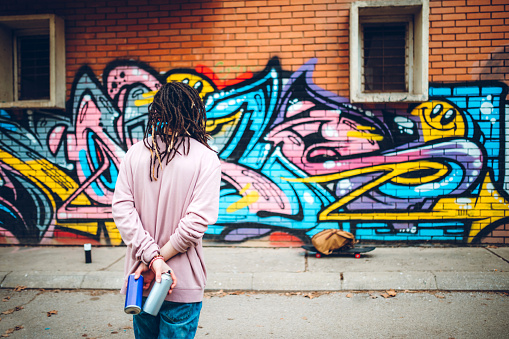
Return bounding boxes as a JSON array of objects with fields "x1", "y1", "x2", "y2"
[
  {"x1": 81, "y1": 271, "x2": 125, "y2": 289},
  {"x1": 206, "y1": 272, "x2": 253, "y2": 291},
  {"x1": 342, "y1": 271, "x2": 437, "y2": 290},
  {"x1": 0, "y1": 246, "x2": 125, "y2": 272},
  {"x1": 489, "y1": 247, "x2": 509, "y2": 264},
  {"x1": 306, "y1": 247, "x2": 509, "y2": 272},
  {"x1": 252, "y1": 272, "x2": 341, "y2": 291},
  {"x1": 204, "y1": 247, "x2": 304, "y2": 273},
  {"x1": 435, "y1": 272, "x2": 509, "y2": 291},
  {"x1": 1, "y1": 271, "x2": 85, "y2": 289}
]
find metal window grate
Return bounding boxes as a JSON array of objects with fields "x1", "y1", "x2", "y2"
[
  {"x1": 17, "y1": 35, "x2": 50, "y2": 100},
  {"x1": 362, "y1": 23, "x2": 407, "y2": 93}
]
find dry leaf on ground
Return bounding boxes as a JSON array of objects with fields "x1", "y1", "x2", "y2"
[
  {"x1": 47, "y1": 310, "x2": 58, "y2": 317},
  {"x1": 1, "y1": 325, "x2": 23, "y2": 337},
  {"x1": 346, "y1": 293, "x2": 353, "y2": 298},
  {"x1": 2, "y1": 297, "x2": 10, "y2": 302},
  {"x1": 1, "y1": 306, "x2": 23, "y2": 315},
  {"x1": 13, "y1": 286, "x2": 26, "y2": 292},
  {"x1": 387, "y1": 289, "x2": 397, "y2": 297}
]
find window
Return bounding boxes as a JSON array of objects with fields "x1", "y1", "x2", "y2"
[
  {"x1": 350, "y1": 0, "x2": 429, "y2": 103},
  {"x1": 0, "y1": 14, "x2": 65, "y2": 109}
]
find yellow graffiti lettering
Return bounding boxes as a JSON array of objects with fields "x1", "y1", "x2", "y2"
[
  {"x1": 226, "y1": 190, "x2": 260, "y2": 214},
  {"x1": 346, "y1": 131, "x2": 384, "y2": 141},
  {"x1": 206, "y1": 111, "x2": 242, "y2": 136}
]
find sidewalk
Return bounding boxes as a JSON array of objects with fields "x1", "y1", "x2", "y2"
[{"x1": 0, "y1": 246, "x2": 508, "y2": 292}]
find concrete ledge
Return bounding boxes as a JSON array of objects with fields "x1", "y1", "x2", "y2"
[
  {"x1": 342, "y1": 272, "x2": 437, "y2": 290},
  {"x1": 252, "y1": 272, "x2": 341, "y2": 291},
  {"x1": 435, "y1": 272, "x2": 509, "y2": 291},
  {"x1": 1, "y1": 271, "x2": 85, "y2": 289}
]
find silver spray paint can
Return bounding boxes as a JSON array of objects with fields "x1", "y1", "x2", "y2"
[{"x1": 143, "y1": 272, "x2": 172, "y2": 316}]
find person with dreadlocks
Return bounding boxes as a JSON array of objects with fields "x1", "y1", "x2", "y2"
[{"x1": 112, "y1": 81, "x2": 221, "y2": 338}]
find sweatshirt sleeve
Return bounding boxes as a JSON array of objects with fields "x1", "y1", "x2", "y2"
[
  {"x1": 112, "y1": 151, "x2": 160, "y2": 265},
  {"x1": 170, "y1": 159, "x2": 222, "y2": 253}
]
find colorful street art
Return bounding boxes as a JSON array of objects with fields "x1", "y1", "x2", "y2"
[{"x1": 0, "y1": 58, "x2": 508, "y2": 245}]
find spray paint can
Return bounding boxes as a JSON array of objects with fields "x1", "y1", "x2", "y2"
[
  {"x1": 84, "y1": 243, "x2": 92, "y2": 264},
  {"x1": 143, "y1": 272, "x2": 172, "y2": 316},
  {"x1": 124, "y1": 274, "x2": 144, "y2": 315}
]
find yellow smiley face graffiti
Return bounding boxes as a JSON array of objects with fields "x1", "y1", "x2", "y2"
[{"x1": 411, "y1": 101, "x2": 467, "y2": 142}]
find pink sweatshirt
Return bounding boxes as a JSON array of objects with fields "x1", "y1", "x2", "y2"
[{"x1": 112, "y1": 136, "x2": 221, "y2": 303}]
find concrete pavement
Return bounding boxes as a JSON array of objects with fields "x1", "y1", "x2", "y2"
[{"x1": 1, "y1": 245, "x2": 508, "y2": 292}]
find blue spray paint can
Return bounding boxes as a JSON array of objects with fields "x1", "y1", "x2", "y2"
[
  {"x1": 143, "y1": 272, "x2": 172, "y2": 316},
  {"x1": 124, "y1": 273, "x2": 143, "y2": 315}
]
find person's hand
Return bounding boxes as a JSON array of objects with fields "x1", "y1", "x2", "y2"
[
  {"x1": 124, "y1": 262, "x2": 154, "y2": 290},
  {"x1": 151, "y1": 259, "x2": 177, "y2": 295},
  {"x1": 134, "y1": 262, "x2": 155, "y2": 290}
]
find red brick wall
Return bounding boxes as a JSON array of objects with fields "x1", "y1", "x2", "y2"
[
  {"x1": 429, "y1": 0, "x2": 509, "y2": 83},
  {"x1": 1, "y1": 0, "x2": 507, "y2": 96}
]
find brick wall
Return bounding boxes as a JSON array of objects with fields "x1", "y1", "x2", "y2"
[
  {"x1": 429, "y1": 0, "x2": 509, "y2": 83},
  {"x1": 0, "y1": 0, "x2": 508, "y2": 246}
]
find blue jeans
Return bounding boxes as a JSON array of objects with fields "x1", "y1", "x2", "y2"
[{"x1": 133, "y1": 298, "x2": 202, "y2": 339}]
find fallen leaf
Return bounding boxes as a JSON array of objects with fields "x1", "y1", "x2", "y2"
[
  {"x1": 122, "y1": 326, "x2": 133, "y2": 330},
  {"x1": 2, "y1": 297, "x2": 10, "y2": 302},
  {"x1": 1, "y1": 306, "x2": 23, "y2": 315},
  {"x1": 436, "y1": 295, "x2": 445, "y2": 299},
  {"x1": 108, "y1": 323, "x2": 112, "y2": 327},
  {"x1": 346, "y1": 293, "x2": 352, "y2": 298},
  {"x1": 381, "y1": 293, "x2": 390, "y2": 299},
  {"x1": 47, "y1": 310, "x2": 58, "y2": 317},
  {"x1": 387, "y1": 289, "x2": 397, "y2": 297},
  {"x1": 13, "y1": 286, "x2": 26, "y2": 292},
  {"x1": 14, "y1": 326, "x2": 23, "y2": 331},
  {"x1": 228, "y1": 291, "x2": 245, "y2": 295},
  {"x1": 110, "y1": 331, "x2": 118, "y2": 334},
  {"x1": 4, "y1": 329, "x2": 13, "y2": 335}
]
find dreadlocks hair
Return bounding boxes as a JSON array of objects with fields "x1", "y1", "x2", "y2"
[{"x1": 143, "y1": 81, "x2": 214, "y2": 181}]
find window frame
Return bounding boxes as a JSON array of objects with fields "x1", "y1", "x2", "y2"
[
  {"x1": 349, "y1": 0, "x2": 429, "y2": 103},
  {"x1": 0, "y1": 14, "x2": 65, "y2": 109}
]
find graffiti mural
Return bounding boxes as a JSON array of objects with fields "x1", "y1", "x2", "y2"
[{"x1": 0, "y1": 58, "x2": 508, "y2": 245}]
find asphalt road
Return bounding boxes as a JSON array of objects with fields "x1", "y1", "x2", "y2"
[{"x1": 1, "y1": 288, "x2": 508, "y2": 338}]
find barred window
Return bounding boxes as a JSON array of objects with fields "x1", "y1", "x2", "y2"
[
  {"x1": 0, "y1": 14, "x2": 65, "y2": 109},
  {"x1": 362, "y1": 23, "x2": 407, "y2": 93},
  {"x1": 17, "y1": 35, "x2": 51, "y2": 100},
  {"x1": 349, "y1": 0, "x2": 429, "y2": 103}
]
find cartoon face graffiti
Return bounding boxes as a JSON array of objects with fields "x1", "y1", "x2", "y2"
[{"x1": 267, "y1": 100, "x2": 383, "y2": 176}]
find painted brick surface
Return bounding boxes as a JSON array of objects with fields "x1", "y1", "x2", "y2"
[{"x1": 0, "y1": 0, "x2": 508, "y2": 246}]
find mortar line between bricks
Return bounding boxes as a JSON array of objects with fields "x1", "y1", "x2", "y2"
[{"x1": 485, "y1": 247, "x2": 509, "y2": 265}]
